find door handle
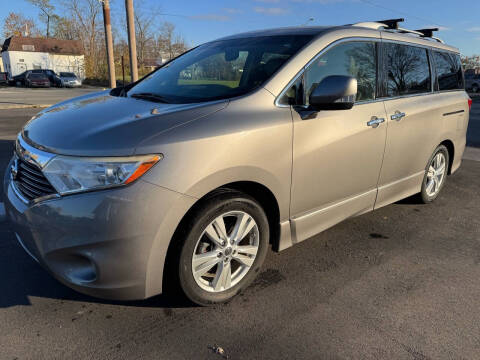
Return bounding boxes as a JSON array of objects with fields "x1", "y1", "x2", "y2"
[
  {"x1": 391, "y1": 111, "x2": 406, "y2": 121},
  {"x1": 367, "y1": 116, "x2": 385, "y2": 128}
]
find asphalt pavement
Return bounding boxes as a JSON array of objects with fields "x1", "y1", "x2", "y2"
[
  {"x1": 0, "y1": 86, "x2": 102, "y2": 109},
  {"x1": 0, "y1": 96, "x2": 479, "y2": 360}
]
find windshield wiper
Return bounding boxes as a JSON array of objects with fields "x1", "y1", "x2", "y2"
[{"x1": 130, "y1": 92, "x2": 170, "y2": 103}]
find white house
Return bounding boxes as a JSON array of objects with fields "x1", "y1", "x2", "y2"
[{"x1": 1, "y1": 36, "x2": 85, "y2": 79}]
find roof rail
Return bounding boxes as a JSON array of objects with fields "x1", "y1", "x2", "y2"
[
  {"x1": 351, "y1": 19, "x2": 445, "y2": 44},
  {"x1": 350, "y1": 18, "x2": 404, "y2": 31}
]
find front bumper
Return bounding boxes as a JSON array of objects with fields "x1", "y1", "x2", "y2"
[
  {"x1": 63, "y1": 81, "x2": 82, "y2": 87},
  {"x1": 4, "y1": 164, "x2": 189, "y2": 300}
]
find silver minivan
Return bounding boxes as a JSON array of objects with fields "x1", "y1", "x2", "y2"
[{"x1": 4, "y1": 20, "x2": 471, "y2": 305}]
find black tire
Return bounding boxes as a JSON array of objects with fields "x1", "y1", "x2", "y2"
[
  {"x1": 170, "y1": 189, "x2": 269, "y2": 306},
  {"x1": 420, "y1": 145, "x2": 449, "y2": 204}
]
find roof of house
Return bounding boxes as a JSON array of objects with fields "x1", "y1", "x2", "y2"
[{"x1": 1, "y1": 36, "x2": 84, "y2": 55}]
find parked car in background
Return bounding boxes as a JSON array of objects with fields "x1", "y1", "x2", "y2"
[
  {"x1": 25, "y1": 72, "x2": 51, "y2": 88},
  {"x1": 59, "y1": 72, "x2": 82, "y2": 87},
  {"x1": 465, "y1": 73, "x2": 480, "y2": 93},
  {"x1": 10, "y1": 70, "x2": 28, "y2": 86},
  {"x1": 31, "y1": 69, "x2": 62, "y2": 87},
  {"x1": 0, "y1": 72, "x2": 7, "y2": 84},
  {"x1": 4, "y1": 20, "x2": 471, "y2": 306}
]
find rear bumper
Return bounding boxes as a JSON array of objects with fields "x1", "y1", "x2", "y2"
[
  {"x1": 29, "y1": 83, "x2": 50, "y2": 88},
  {"x1": 4, "y1": 162, "x2": 191, "y2": 300}
]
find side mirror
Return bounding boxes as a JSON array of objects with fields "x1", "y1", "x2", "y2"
[{"x1": 309, "y1": 75, "x2": 357, "y2": 110}]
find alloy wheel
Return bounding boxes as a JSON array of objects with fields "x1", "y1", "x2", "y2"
[
  {"x1": 191, "y1": 211, "x2": 260, "y2": 293},
  {"x1": 425, "y1": 152, "x2": 447, "y2": 197}
]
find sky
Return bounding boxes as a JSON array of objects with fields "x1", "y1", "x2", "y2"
[{"x1": 1, "y1": 0, "x2": 480, "y2": 56}]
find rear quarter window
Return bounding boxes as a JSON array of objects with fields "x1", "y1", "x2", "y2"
[{"x1": 433, "y1": 51, "x2": 464, "y2": 91}]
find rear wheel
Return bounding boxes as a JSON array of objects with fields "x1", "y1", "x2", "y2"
[
  {"x1": 174, "y1": 190, "x2": 269, "y2": 306},
  {"x1": 420, "y1": 145, "x2": 449, "y2": 203}
]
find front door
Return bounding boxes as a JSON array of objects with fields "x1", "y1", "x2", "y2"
[{"x1": 286, "y1": 39, "x2": 387, "y2": 243}]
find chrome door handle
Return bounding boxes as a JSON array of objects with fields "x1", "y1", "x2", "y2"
[
  {"x1": 391, "y1": 111, "x2": 406, "y2": 121},
  {"x1": 367, "y1": 117, "x2": 385, "y2": 128}
]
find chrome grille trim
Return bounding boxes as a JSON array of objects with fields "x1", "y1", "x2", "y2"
[{"x1": 11, "y1": 135, "x2": 59, "y2": 204}]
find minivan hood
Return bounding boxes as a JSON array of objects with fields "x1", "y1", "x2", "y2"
[{"x1": 23, "y1": 91, "x2": 228, "y2": 156}]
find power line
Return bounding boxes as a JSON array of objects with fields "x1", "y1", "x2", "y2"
[{"x1": 357, "y1": 0, "x2": 446, "y2": 28}]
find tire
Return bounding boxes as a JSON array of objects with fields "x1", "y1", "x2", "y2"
[
  {"x1": 420, "y1": 145, "x2": 449, "y2": 204},
  {"x1": 172, "y1": 190, "x2": 269, "y2": 306}
]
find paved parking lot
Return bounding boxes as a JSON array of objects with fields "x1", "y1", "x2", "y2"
[
  {"x1": 0, "y1": 87, "x2": 102, "y2": 109},
  {"x1": 0, "y1": 95, "x2": 479, "y2": 359}
]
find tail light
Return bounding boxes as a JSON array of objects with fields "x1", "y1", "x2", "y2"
[{"x1": 468, "y1": 98, "x2": 473, "y2": 111}]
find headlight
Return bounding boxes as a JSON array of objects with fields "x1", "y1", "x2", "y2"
[{"x1": 43, "y1": 154, "x2": 162, "y2": 195}]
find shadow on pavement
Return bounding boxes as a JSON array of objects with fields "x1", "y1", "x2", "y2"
[{"x1": 0, "y1": 231, "x2": 194, "y2": 309}]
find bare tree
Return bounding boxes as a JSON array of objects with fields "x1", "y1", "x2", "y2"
[
  {"x1": 62, "y1": 0, "x2": 104, "y2": 78},
  {"x1": 3, "y1": 12, "x2": 40, "y2": 38},
  {"x1": 461, "y1": 55, "x2": 480, "y2": 70},
  {"x1": 51, "y1": 15, "x2": 79, "y2": 40},
  {"x1": 158, "y1": 22, "x2": 188, "y2": 61},
  {"x1": 26, "y1": 0, "x2": 55, "y2": 37},
  {"x1": 132, "y1": 0, "x2": 157, "y2": 67}
]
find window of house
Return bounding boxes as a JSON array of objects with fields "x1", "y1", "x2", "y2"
[{"x1": 384, "y1": 43, "x2": 431, "y2": 97}]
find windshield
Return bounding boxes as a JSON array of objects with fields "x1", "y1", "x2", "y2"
[
  {"x1": 127, "y1": 35, "x2": 314, "y2": 103},
  {"x1": 61, "y1": 72, "x2": 76, "y2": 77},
  {"x1": 29, "y1": 73, "x2": 47, "y2": 79}
]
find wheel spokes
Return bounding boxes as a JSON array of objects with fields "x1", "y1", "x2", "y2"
[
  {"x1": 204, "y1": 216, "x2": 228, "y2": 247},
  {"x1": 192, "y1": 210, "x2": 260, "y2": 293},
  {"x1": 236, "y1": 245, "x2": 258, "y2": 256},
  {"x1": 232, "y1": 253, "x2": 255, "y2": 267},
  {"x1": 212, "y1": 261, "x2": 231, "y2": 291},
  {"x1": 426, "y1": 178, "x2": 435, "y2": 195},
  {"x1": 231, "y1": 213, "x2": 255, "y2": 244},
  {"x1": 193, "y1": 251, "x2": 221, "y2": 277}
]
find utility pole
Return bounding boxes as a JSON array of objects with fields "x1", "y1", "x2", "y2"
[
  {"x1": 125, "y1": 0, "x2": 138, "y2": 82},
  {"x1": 101, "y1": 0, "x2": 116, "y2": 88},
  {"x1": 38, "y1": 8, "x2": 50, "y2": 37}
]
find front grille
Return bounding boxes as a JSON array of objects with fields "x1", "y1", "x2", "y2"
[{"x1": 14, "y1": 158, "x2": 57, "y2": 201}]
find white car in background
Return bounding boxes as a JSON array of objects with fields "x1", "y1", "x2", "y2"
[{"x1": 59, "y1": 72, "x2": 82, "y2": 88}]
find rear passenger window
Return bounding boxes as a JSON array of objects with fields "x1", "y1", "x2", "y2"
[
  {"x1": 384, "y1": 43, "x2": 431, "y2": 97},
  {"x1": 304, "y1": 41, "x2": 377, "y2": 103},
  {"x1": 433, "y1": 51, "x2": 464, "y2": 91}
]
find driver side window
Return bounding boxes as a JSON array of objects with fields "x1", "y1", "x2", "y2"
[
  {"x1": 280, "y1": 41, "x2": 377, "y2": 106},
  {"x1": 305, "y1": 41, "x2": 377, "y2": 104}
]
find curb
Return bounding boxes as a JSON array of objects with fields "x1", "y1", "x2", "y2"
[{"x1": 0, "y1": 104, "x2": 52, "y2": 110}]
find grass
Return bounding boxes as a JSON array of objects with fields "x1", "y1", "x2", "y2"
[{"x1": 178, "y1": 79, "x2": 239, "y2": 88}]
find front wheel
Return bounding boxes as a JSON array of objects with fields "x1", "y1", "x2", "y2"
[
  {"x1": 174, "y1": 190, "x2": 269, "y2": 306},
  {"x1": 420, "y1": 145, "x2": 449, "y2": 203}
]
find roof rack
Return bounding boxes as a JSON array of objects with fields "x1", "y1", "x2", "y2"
[
  {"x1": 351, "y1": 18, "x2": 444, "y2": 44},
  {"x1": 377, "y1": 18, "x2": 404, "y2": 30},
  {"x1": 397, "y1": 27, "x2": 444, "y2": 43}
]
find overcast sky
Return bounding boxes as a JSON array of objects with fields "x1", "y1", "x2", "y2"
[{"x1": 1, "y1": 0, "x2": 480, "y2": 55}]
